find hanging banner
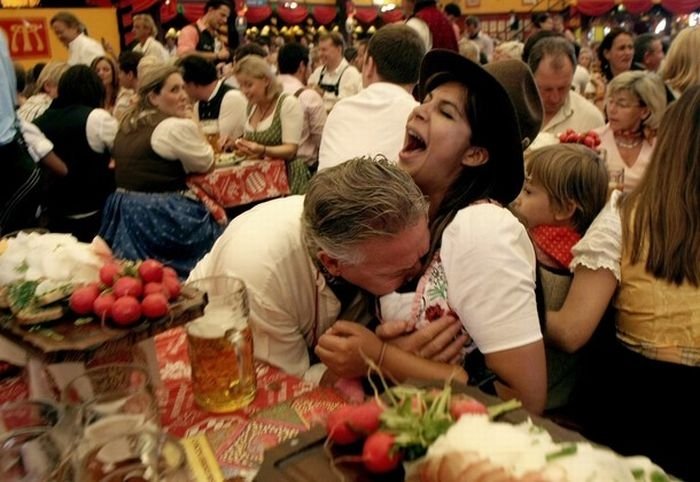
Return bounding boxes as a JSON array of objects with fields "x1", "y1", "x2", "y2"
[{"x1": 0, "y1": 17, "x2": 50, "y2": 59}]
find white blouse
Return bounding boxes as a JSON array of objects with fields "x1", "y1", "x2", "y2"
[
  {"x1": 151, "y1": 117, "x2": 214, "y2": 173},
  {"x1": 570, "y1": 190, "x2": 623, "y2": 282}
]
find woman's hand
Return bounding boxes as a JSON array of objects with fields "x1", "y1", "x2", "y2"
[
  {"x1": 376, "y1": 315, "x2": 470, "y2": 364},
  {"x1": 234, "y1": 138, "x2": 265, "y2": 158},
  {"x1": 315, "y1": 321, "x2": 383, "y2": 379}
]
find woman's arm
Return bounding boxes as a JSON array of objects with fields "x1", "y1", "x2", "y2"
[
  {"x1": 315, "y1": 321, "x2": 468, "y2": 385},
  {"x1": 234, "y1": 138, "x2": 298, "y2": 161},
  {"x1": 484, "y1": 341, "x2": 547, "y2": 414},
  {"x1": 151, "y1": 117, "x2": 214, "y2": 173},
  {"x1": 546, "y1": 266, "x2": 617, "y2": 353}
]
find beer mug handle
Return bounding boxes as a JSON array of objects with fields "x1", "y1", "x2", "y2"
[{"x1": 226, "y1": 329, "x2": 251, "y2": 383}]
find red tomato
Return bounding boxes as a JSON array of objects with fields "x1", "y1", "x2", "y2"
[
  {"x1": 143, "y1": 282, "x2": 169, "y2": 297},
  {"x1": 93, "y1": 292, "x2": 116, "y2": 320},
  {"x1": 162, "y1": 276, "x2": 181, "y2": 301},
  {"x1": 362, "y1": 431, "x2": 401, "y2": 473},
  {"x1": 99, "y1": 262, "x2": 122, "y2": 287},
  {"x1": 141, "y1": 293, "x2": 169, "y2": 319},
  {"x1": 162, "y1": 267, "x2": 179, "y2": 279},
  {"x1": 558, "y1": 133, "x2": 568, "y2": 143},
  {"x1": 69, "y1": 285, "x2": 101, "y2": 315},
  {"x1": 113, "y1": 277, "x2": 144, "y2": 298},
  {"x1": 326, "y1": 405, "x2": 361, "y2": 445},
  {"x1": 138, "y1": 259, "x2": 164, "y2": 283},
  {"x1": 449, "y1": 394, "x2": 488, "y2": 419},
  {"x1": 111, "y1": 296, "x2": 142, "y2": 326}
]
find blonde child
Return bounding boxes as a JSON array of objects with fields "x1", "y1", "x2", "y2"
[{"x1": 513, "y1": 143, "x2": 608, "y2": 411}]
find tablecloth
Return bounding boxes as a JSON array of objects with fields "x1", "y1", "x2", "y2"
[{"x1": 187, "y1": 160, "x2": 290, "y2": 225}]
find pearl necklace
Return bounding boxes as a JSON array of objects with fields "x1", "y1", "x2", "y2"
[{"x1": 615, "y1": 137, "x2": 642, "y2": 149}]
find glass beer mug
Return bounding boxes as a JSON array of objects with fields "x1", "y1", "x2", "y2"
[
  {"x1": 185, "y1": 276, "x2": 257, "y2": 413},
  {"x1": 200, "y1": 120, "x2": 222, "y2": 155}
]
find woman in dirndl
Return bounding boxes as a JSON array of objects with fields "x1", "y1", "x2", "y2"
[
  {"x1": 99, "y1": 63, "x2": 222, "y2": 278},
  {"x1": 231, "y1": 55, "x2": 308, "y2": 194}
]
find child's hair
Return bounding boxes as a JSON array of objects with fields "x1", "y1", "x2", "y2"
[{"x1": 525, "y1": 144, "x2": 608, "y2": 234}]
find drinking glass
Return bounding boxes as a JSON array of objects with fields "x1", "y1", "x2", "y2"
[
  {"x1": 608, "y1": 167, "x2": 625, "y2": 192},
  {"x1": 185, "y1": 276, "x2": 256, "y2": 413},
  {"x1": 61, "y1": 364, "x2": 154, "y2": 408},
  {"x1": 0, "y1": 400, "x2": 72, "y2": 482}
]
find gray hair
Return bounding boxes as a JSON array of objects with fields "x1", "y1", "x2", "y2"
[
  {"x1": 528, "y1": 36, "x2": 576, "y2": 73},
  {"x1": 606, "y1": 71, "x2": 667, "y2": 131},
  {"x1": 302, "y1": 156, "x2": 429, "y2": 264},
  {"x1": 233, "y1": 54, "x2": 282, "y2": 101}
]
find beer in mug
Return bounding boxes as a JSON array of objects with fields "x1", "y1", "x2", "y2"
[{"x1": 185, "y1": 277, "x2": 257, "y2": 413}]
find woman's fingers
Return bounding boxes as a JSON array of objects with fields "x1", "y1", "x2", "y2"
[{"x1": 375, "y1": 320, "x2": 413, "y2": 339}]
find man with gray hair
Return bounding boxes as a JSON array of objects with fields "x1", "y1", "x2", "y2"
[
  {"x1": 318, "y1": 24, "x2": 425, "y2": 170},
  {"x1": 189, "y1": 157, "x2": 449, "y2": 387},
  {"x1": 528, "y1": 36, "x2": 603, "y2": 138}
]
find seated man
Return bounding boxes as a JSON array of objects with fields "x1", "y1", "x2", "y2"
[
  {"x1": 178, "y1": 55, "x2": 247, "y2": 144},
  {"x1": 189, "y1": 157, "x2": 434, "y2": 386}
]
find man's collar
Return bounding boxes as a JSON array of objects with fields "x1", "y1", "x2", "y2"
[
  {"x1": 203, "y1": 79, "x2": 224, "y2": 101},
  {"x1": 545, "y1": 92, "x2": 574, "y2": 130},
  {"x1": 324, "y1": 57, "x2": 347, "y2": 75}
]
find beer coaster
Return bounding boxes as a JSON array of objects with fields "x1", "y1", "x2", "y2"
[{"x1": 290, "y1": 388, "x2": 347, "y2": 429}]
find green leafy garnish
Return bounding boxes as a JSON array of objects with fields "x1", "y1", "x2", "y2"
[
  {"x1": 650, "y1": 470, "x2": 669, "y2": 482},
  {"x1": 631, "y1": 468, "x2": 645, "y2": 480},
  {"x1": 38, "y1": 329, "x2": 64, "y2": 341},
  {"x1": 545, "y1": 443, "x2": 577, "y2": 461},
  {"x1": 74, "y1": 317, "x2": 93, "y2": 326},
  {"x1": 8, "y1": 280, "x2": 39, "y2": 310},
  {"x1": 15, "y1": 260, "x2": 29, "y2": 274}
]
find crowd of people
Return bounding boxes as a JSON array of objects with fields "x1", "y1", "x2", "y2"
[{"x1": 2, "y1": 2, "x2": 700, "y2": 478}]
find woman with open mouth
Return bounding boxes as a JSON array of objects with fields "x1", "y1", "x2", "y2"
[{"x1": 318, "y1": 50, "x2": 548, "y2": 414}]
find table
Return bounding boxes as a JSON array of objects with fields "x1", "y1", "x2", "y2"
[
  {"x1": 155, "y1": 328, "x2": 346, "y2": 481},
  {"x1": 0, "y1": 327, "x2": 347, "y2": 482},
  {"x1": 187, "y1": 160, "x2": 290, "y2": 224}
]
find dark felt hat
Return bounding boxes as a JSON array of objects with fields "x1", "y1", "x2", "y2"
[{"x1": 418, "y1": 50, "x2": 543, "y2": 205}]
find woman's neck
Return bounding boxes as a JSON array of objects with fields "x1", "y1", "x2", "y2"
[{"x1": 256, "y1": 97, "x2": 276, "y2": 119}]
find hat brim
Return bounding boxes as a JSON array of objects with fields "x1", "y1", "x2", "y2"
[{"x1": 418, "y1": 49, "x2": 524, "y2": 205}]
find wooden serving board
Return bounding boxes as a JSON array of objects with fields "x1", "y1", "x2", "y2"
[
  {"x1": 0, "y1": 285, "x2": 205, "y2": 364},
  {"x1": 255, "y1": 383, "x2": 585, "y2": 482}
]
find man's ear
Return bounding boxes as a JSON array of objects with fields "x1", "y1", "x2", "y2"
[
  {"x1": 317, "y1": 251, "x2": 342, "y2": 277},
  {"x1": 554, "y1": 200, "x2": 577, "y2": 222},
  {"x1": 461, "y1": 145, "x2": 489, "y2": 167}
]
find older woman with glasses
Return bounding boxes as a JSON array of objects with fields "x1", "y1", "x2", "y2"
[{"x1": 594, "y1": 70, "x2": 666, "y2": 192}]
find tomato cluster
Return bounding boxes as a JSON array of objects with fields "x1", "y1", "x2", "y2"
[
  {"x1": 558, "y1": 128, "x2": 602, "y2": 149},
  {"x1": 69, "y1": 259, "x2": 182, "y2": 327}
]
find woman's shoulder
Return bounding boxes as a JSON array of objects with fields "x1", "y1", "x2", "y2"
[{"x1": 445, "y1": 204, "x2": 529, "y2": 251}]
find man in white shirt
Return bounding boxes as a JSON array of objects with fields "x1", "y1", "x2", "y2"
[
  {"x1": 131, "y1": 14, "x2": 170, "y2": 62},
  {"x1": 318, "y1": 24, "x2": 425, "y2": 171},
  {"x1": 277, "y1": 42, "x2": 327, "y2": 169},
  {"x1": 189, "y1": 158, "x2": 432, "y2": 386},
  {"x1": 465, "y1": 16, "x2": 494, "y2": 62},
  {"x1": 307, "y1": 32, "x2": 362, "y2": 113},
  {"x1": 527, "y1": 36, "x2": 604, "y2": 138},
  {"x1": 50, "y1": 11, "x2": 105, "y2": 66},
  {"x1": 178, "y1": 55, "x2": 247, "y2": 142}
]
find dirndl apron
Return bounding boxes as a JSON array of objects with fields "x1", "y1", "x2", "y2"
[{"x1": 243, "y1": 94, "x2": 311, "y2": 195}]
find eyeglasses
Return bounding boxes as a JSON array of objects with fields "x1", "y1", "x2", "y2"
[{"x1": 606, "y1": 98, "x2": 642, "y2": 109}]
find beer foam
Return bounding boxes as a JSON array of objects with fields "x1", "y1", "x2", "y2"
[{"x1": 187, "y1": 319, "x2": 228, "y2": 339}]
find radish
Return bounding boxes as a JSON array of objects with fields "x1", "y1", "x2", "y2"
[
  {"x1": 362, "y1": 431, "x2": 401, "y2": 473},
  {"x1": 449, "y1": 394, "x2": 488, "y2": 420},
  {"x1": 326, "y1": 405, "x2": 361, "y2": 445},
  {"x1": 348, "y1": 400, "x2": 383, "y2": 435}
]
